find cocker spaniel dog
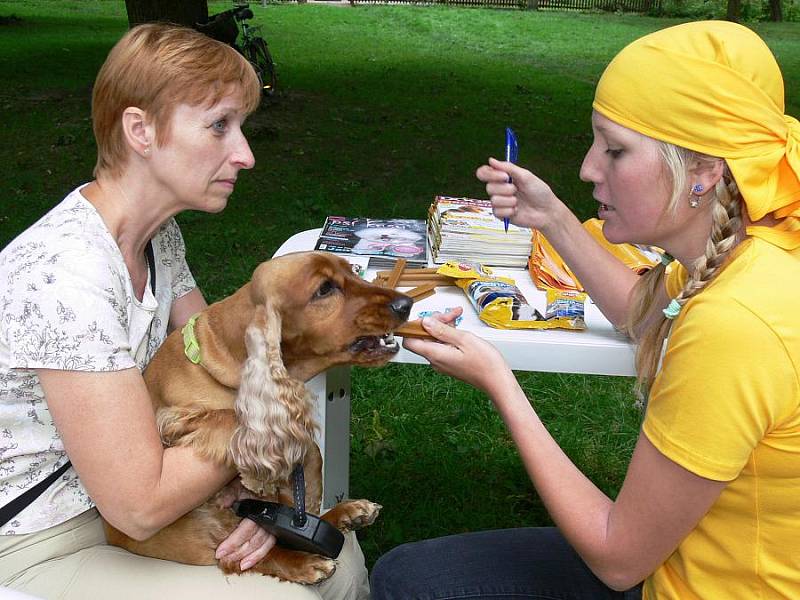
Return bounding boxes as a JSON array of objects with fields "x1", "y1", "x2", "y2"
[{"x1": 103, "y1": 251, "x2": 412, "y2": 583}]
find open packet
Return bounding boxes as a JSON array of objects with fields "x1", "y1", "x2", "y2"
[
  {"x1": 529, "y1": 218, "x2": 660, "y2": 291},
  {"x1": 436, "y1": 261, "x2": 585, "y2": 331}
]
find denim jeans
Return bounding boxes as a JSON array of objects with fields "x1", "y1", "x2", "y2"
[{"x1": 370, "y1": 527, "x2": 643, "y2": 600}]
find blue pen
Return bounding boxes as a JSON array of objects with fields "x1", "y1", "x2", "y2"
[{"x1": 504, "y1": 127, "x2": 518, "y2": 233}]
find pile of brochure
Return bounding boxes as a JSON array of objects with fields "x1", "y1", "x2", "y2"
[{"x1": 427, "y1": 196, "x2": 533, "y2": 268}]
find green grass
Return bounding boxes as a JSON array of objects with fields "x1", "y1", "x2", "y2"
[
  {"x1": 1, "y1": 0, "x2": 798, "y2": 567},
  {"x1": 350, "y1": 366, "x2": 641, "y2": 560}
]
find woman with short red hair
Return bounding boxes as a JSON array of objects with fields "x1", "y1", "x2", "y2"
[{"x1": 0, "y1": 24, "x2": 369, "y2": 600}]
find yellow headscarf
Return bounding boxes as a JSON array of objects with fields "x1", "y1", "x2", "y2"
[{"x1": 593, "y1": 21, "x2": 800, "y2": 250}]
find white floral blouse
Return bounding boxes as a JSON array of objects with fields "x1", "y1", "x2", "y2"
[{"x1": 0, "y1": 185, "x2": 197, "y2": 534}]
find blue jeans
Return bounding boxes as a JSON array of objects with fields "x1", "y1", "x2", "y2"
[{"x1": 370, "y1": 527, "x2": 643, "y2": 600}]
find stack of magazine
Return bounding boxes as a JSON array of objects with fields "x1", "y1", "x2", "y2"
[
  {"x1": 314, "y1": 216, "x2": 429, "y2": 269},
  {"x1": 427, "y1": 196, "x2": 532, "y2": 268}
]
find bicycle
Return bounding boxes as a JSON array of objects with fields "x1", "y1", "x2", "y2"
[{"x1": 197, "y1": 2, "x2": 277, "y2": 97}]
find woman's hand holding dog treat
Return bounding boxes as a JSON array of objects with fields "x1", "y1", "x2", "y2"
[{"x1": 402, "y1": 308, "x2": 516, "y2": 398}]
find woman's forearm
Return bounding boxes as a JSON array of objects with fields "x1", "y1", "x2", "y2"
[
  {"x1": 538, "y1": 209, "x2": 639, "y2": 328},
  {"x1": 118, "y1": 446, "x2": 237, "y2": 540},
  {"x1": 487, "y1": 373, "x2": 624, "y2": 585}
]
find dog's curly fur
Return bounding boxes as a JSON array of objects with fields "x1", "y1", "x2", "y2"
[
  {"x1": 231, "y1": 304, "x2": 319, "y2": 488},
  {"x1": 103, "y1": 251, "x2": 412, "y2": 583}
]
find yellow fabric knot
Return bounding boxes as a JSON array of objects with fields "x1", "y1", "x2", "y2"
[{"x1": 777, "y1": 115, "x2": 800, "y2": 217}]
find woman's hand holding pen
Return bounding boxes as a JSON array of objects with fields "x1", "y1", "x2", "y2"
[
  {"x1": 402, "y1": 309, "x2": 516, "y2": 399},
  {"x1": 476, "y1": 158, "x2": 567, "y2": 235}
]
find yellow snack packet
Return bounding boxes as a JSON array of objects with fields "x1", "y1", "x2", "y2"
[
  {"x1": 436, "y1": 261, "x2": 494, "y2": 280},
  {"x1": 453, "y1": 276, "x2": 586, "y2": 331},
  {"x1": 544, "y1": 289, "x2": 587, "y2": 330}
]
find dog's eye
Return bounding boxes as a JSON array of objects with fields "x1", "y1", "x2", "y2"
[{"x1": 314, "y1": 280, "x2": 337, "y2": 299}]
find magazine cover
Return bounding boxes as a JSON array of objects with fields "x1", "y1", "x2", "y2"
[
  {"x1": 430, "y1": 196, "x2": 499, "y2": 231},
  {"x1": 314, "y1": 216, "x2": 429, "y2": 266},
  {"x1": 429, "y1": 196, "x2": 531, "y2": 234}
]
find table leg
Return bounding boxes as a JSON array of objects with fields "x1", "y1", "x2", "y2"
[{"x1": 307, "y1": 366, "x2": 352, "y2": 510}]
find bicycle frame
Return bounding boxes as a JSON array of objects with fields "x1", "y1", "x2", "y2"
[{"x1": 198, "y1": 2, "x2": 277, "y2": 96}]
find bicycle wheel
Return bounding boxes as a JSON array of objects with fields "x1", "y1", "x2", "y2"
[{"x1": 244, "y1": 37, "x2": 277, "y2": 96}]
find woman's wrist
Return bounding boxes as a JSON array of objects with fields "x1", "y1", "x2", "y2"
[
  {"x1": 537, "y1": 198, "x2": 580, "y2": 241},
  {"x1": 484, "y1": 367, "x2": 520, "y2": 402}
]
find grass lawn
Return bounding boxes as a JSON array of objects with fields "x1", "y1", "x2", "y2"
[{"x1": 1, "y1": 0, "x2": 798, "y2": 567}]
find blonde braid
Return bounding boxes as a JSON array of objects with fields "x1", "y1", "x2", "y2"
[
  {"x1": 625, "y1": 262, "x2": 668, "y2": 339},
  {"x1": 628, "y1": 147, "x2": 744, "y2": 398}
]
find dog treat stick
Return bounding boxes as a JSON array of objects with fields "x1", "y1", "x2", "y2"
[
  {"x1": 376, "y1": 273, "x2": 455, "y2": 285},
  {"x1": 405, "y1": 283, "x2": 437, "y2": 302},
  {"x1": 385, "y1": 259, "x2": 407, "y2": 289},
  {"x1": 377, "y1": 271, "x2": 448, "y2": 281},
  {"x1": 398, "y1": 274, "x2": 454, "y2": 282},
  {"x1": 394, "y1": 320, "x2": 434, "y2": 339},
  {"x1": 376, "y1": 267, "x2": 439, "y2": 277},
  {"x1": 410, "y1": 289, "x2": 435, "y2": 302},
  {"x1": 396, "y1": 276, "x2": 456, "y2": 287}
]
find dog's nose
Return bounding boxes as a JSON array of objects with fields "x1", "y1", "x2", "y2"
[{"x1": 389, "y1": 296, "x2": 413, "y2": 321}]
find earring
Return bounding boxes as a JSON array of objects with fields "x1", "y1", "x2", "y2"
[
  {"x1": 143, "y1": 146, "x2": 150, "y2": 155},
  {"x1": 689, "y1": 183, "x2": 703, "y2": 208}
]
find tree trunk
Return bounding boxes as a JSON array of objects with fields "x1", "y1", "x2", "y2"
[
  {"x1": 124, "y1": 0, "x2": 208, "y2": 28},
  {"x1": 768, "y1": 0, "x2": 783, "y2": 21},
  {"x1": 726, "y1": 0, "x2": 741, "y2": 21}
]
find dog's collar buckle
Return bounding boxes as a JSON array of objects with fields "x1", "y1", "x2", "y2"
[{"x1": 182, "y1": 313, "x2": 203, "y2": 365}]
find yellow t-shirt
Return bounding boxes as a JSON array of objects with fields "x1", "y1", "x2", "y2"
[{"x1": 642, "y1": 237, "x2": 800, "y2": 599}]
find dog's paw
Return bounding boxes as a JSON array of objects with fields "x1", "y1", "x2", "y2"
[
  {"x1": 292, "y1": 555, "x2": 337, "y2": 584},
  {"x1": 324, "y1": 499, "x2": 382, "y2": 531},
  {"x1": 248, "y1": 553, "x2": 336, "y2": 584}
]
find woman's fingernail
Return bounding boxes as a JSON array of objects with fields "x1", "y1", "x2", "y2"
[{"x1": 241, "y1": 560, "x2": 253, "y2": 570}]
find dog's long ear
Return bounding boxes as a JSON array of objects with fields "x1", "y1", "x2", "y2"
[{"x1": 229, "y1": 303, "x2": 318, "y2": 487}]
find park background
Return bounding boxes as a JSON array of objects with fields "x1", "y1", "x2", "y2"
[{"x1": 1, "y1": 0, "x2": 798, "y2": 567}]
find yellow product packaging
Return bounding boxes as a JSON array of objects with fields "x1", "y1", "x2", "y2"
[
  {"x1": 529, "y1": 218, "x2": 660, "y2": 292},
  {"x1": 436, "y1": 261, "x2": 495, "y2": 280},
  {"x1": 544, "y1": 289, "x2": 587, "y2": 330},
  {"x1": 452, "y1": 276, "x2": 586, "y2": 331}
]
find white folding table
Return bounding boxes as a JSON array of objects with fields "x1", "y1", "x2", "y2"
[{"x1": 274, "y1": 229, "x2": 636, "y2": 507}]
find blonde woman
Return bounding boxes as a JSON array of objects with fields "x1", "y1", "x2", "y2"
[
  {"x1": 0, "y1": 24, "x2": 368, "y2": 599},
  {"x1": 372, "y1": 21, "x2": 799, "y2": 599}
]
